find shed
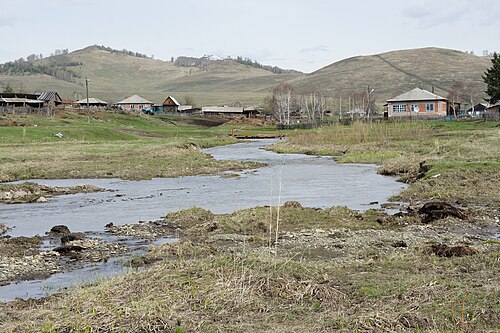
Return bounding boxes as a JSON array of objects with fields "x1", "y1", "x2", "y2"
[
  {"x1": 34, "y1": 91, "x2": 64, "y2": 107},
  {"x1": 466, "y1": 103, "x2": 490, "y2": 117},
  {"x1": 0, "y1": 93, "x2": 43, "y2": 107},
  {"x1": 202, "y1": 106, "x2": 260, "y2": 118},
  {"x1": 484, "y1": 104, "x2": 500, "y2": 121},
  {"x1": 162, "y1": 96, "x2": 180, "y2": 113},
  {"x1": 76, "y1": 97, "x2": 108, "y2": 108}
]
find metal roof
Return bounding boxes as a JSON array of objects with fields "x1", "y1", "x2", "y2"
[
  {"x1": 34, "y1": 91, "x2": 63, "y2": 102},
  {"x1": 202, "y1": 106, "x2": 244, "y2": 113},
  {"x1": 76, "y1": 98, "x2": 108, "y2": 105},
  {"x1": 0, "y1": 97, "x2": 44, "y2": 104},
  {"x1": 178, "y1": 105, "x2": 193, "y2": 111},
  {"x1": 387, "y1": 88, "x2": 447, "y2": 102},
  {"x1": 116, "y1": 95, "x2": 153, "y2": 105}
]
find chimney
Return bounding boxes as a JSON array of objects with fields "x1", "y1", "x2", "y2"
[{"x1": 432, "y1": 86, "x2": 435, "y2": 93}]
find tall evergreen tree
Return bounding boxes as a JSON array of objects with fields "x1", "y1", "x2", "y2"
[{"x1": 483, "y1": 52, "x2": 500, "y2": 104}]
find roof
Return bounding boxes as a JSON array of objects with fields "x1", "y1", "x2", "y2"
[
  {"x1": 76, "y1": 97, "x2": 108, "y2": 105},
  {"x1": 178, "y1": 105, "x2": 193, "y2": 111},
  {"x1": 0, "y1": 97, "x2": 43, "y2": 104},
  {"x1": 163, "y1": 96, "x2": 180, "y2": 106},
  {"x1": 0, "y1": 92, "x2": 39, "y2": 99},
  {"x1": 116, "y1": 95, "x2": 153, "y2": 105},
  {"x1": 202, "y1": 106, "x2": 245, "y2": 113},
  {"x1": 34, "y1": 91, "x2": 63, "y2": 102},
  {"x1": 387, "y1": 88, "x2": 447, "y2": 103}
]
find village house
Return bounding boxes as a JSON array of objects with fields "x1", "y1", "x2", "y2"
[
  {"x1": 466, "y1": 103, "x2": 490, "y2": 118},
  {"x1": 34, "y1": 91, "x2": 64, "y2": 108},
  {"x1": 160, "y1": 96, "x2": 198, "y2": 115},
  {"x1": 116, "y1": 95, "x2": 154, "y2": 112},
  {"x1": 76, "y1": 97, "x2": 108, "y2": 109},
  {"x1": 162, "y1": 96, "x2": 180, "y2": 113},
  {"x1": 386, "y1": 88, "x2": 448, "y2": 118},
  {"x1": 484, "y1": 104, "x2": 500, "y2": 121}
]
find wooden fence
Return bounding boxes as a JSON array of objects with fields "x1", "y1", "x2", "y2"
[{"x1": 0, "y1": 106, "x2": 54, "y2": 116}]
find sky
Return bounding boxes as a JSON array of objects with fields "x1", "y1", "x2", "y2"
[{"x1": 1, "y1": 0, "x2": 499, "y2": 73}]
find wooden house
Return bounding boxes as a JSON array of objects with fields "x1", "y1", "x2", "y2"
[
  {"x1": 484, "y1": 104, "x2": 500, "y2": 121},
  {"x1": 386, "y1": 88, "x2": 448, "y2": 118},
  {"x1": 116, "y1": 95, "x2": 154, "y2": 112},
  {"x1": 34, "y1": 91, "x2": 64, "y2": 107},
  {"x1": 162, "y1": 96, "x2": 180, "y2": 113}
]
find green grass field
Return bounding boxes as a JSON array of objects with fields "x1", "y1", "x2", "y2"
[{"x1": 0, "y1": 111, "x2": 280, "y2": 181}]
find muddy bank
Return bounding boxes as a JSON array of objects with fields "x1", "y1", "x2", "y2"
[{"x1": 0, "y1": 182, "x2": 103, "y2": 204}]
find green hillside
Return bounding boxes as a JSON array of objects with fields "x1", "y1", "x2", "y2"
[
  {"x1": 291, "y1": 47, "x2": 491, "y2": 103},
  {"x1": 0, "y1": 46, "x2": 303, "y2": 106},
  {"x1": 0, "y1": 46, "x2": 492, "y2": 108}
]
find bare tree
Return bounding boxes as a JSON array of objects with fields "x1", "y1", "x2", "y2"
[
  {"x1": 183, "y1": 95, "x2": 195, "y2": 106},
  {"x1": 447, "y1": 80, "x2": 466, "y2": 117},
  {"x1": 463, "y1": 82, "x2": 482, "y2": 116},
  {"x1": 299, "y1": 89, "x2": 326, "y2": 122},
  {"x1": 271, "y1": 83, "x2": 294, "y2": 125}
]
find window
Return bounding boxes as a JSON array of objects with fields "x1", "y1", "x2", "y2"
[
  {"x1": 392, "y1": 104, "x2": 407, "y2": 113},
  {"x1": 410, "y1": 104, "x2": 420, "y2": 112},
  {"x1": 426, "y1": 103, "x2": 434, "y2": 112}
]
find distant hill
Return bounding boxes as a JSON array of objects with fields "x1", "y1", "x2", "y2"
[
  {"x1": 291, "y1": 47, "x2": 491, "y2": 103},
  {"x1": 0, "y1": 46, "x2": 492, "y2": 107},
  {"x1": 0, "y1": 45, "x2": 303, "y2": 106}
]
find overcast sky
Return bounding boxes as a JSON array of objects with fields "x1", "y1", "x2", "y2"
[{"x1": 1, "y1": 0, "x2": 499, "y2": 73}]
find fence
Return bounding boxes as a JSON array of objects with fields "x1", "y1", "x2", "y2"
[{"x1": 0, "y1": 106, "x2": 54, "y2": 116}]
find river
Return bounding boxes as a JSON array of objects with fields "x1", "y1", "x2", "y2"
[{"x1": 0, "y1": 139, "x2": 406, "y2": 300}]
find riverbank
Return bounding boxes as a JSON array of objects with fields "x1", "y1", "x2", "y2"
[{"x1": 0, "y1": 111, "x2": 271, "y2": 182}]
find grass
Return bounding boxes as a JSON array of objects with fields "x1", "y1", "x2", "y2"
[
  {"x1": 1, "y1": 204, "x2": 499, "y2": 332},
  {"x1": 0, "y1": 111, "x2": 274, "y2": 181}
]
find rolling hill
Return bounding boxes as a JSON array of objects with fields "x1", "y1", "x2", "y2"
[
  {"x1": 0, "y1": 46, "x2": 493, "y2": 107},
  {"x1": 291, "y1": 47, "x2": 491, "y2": 103},
  {"x1": 0, "y1": 45, "x2": 303, "y2": 106}
]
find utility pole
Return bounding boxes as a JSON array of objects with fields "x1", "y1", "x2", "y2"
[
  {"x1": 85, "y1": 77, "x2": 90, "y2": 123},
  {"x1": 85, "y1": 77, "x2": 90, "y2": 109},
  {"x1": 367, "y1": 86, "x2": 374, "y2": 122}
]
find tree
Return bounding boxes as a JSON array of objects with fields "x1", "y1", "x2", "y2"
[
  {"x1": 483, "y1": 52, "x2": 500, "y2": 104},
  {"x1": 299, "y1": 90, "x2": 326, "y2": 122},
  {"x1": 183, "y1": 95, "x2": 195, "y2": 106},
  {"x1": 463, "y1": 82, "x2": 482, "y2": 115},
  {"x1": 271, "y1": 83, "x2": 294, "y2": 125},
  {"x1": 447, "y1": 80, "x2": 466, "y2": 117}
]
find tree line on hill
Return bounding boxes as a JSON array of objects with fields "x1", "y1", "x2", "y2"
[
  {"x1": 173, "y1": 55, "x2": 299, "y2": 74},
  {"x1": 0, "y1": 49, "x2": 82, "y2": 84}
]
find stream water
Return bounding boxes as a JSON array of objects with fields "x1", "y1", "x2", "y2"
[{"x1": 0, "y1": 139, "x2": 407, "y2": 300}]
